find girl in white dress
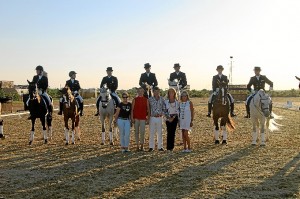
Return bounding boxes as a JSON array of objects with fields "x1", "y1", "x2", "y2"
[{"x1": 179, "y1": 91, "x2": 194, "y2": 152}]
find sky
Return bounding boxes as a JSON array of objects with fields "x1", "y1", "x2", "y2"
[{"x1": 0, "y1": 0, "x2": 300, "y2": 90}]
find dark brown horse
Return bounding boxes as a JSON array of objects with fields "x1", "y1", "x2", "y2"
[
  {"x1": 61, "y1": 86, "x2": 80, "y2": 145},
  {"x1": 212, "y1": 80, "x2": 235, "y2": 144}
]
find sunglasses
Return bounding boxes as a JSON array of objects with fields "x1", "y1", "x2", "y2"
[{"x1": 122, "y1": 96, "x2": 128, "y2": 98}]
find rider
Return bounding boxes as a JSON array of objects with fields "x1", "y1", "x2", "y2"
[
  {"x1": 206, "y1": 65, "x2": 236, "y2": 118},
  {"x1": 58, "y1": 71, "x2": 84, "y2": 116},
  {"x1": 244, "y1": 66, "x2": 273, "y2": 118},
  {"x1": 139, "y1": 63, "x2": 158, "y2": 98},
  {"x1": 95, "y1": 67, "x2": 120, "y2": 116},
  {"x1": 27, "y1": 65, "x2": 53, "y2": 119},
  {"x1": 169, "y1": 63, "x2": 187, "y2": 89}
]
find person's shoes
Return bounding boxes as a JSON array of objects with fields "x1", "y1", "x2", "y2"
[
  {"x1": 185, "y1": 149, "x2": 192, "y2": 153},
  {"x1": 206, "y1": 113, "x2": 211, "y2": 118},
  {"x1": 58, "y1": 111, "x2": 62, "y2": 115},
  {"x1": 215, "y1": 140, "x2": 220, "y2": 144},
  {"x1": 148, "y1": 148, "x2": 153, "y2": 152},
  {"x1": 230, "y1": 112, "x2": 237, "y2": 117},
  {"x1": 182, "y1": 149, "x2": 187, "y2": 153},
  {"x1": 80, "y1": 111, "x2": 84, "y2": 116},
  {"x1": 27, "y1": 115, "x2": 32, "y2": 120},
  {"x1": 94, "y1": 112, "x2": 99, "y2": 116},
  {"x1": 244, "y1": 115, "x2": 250, "y2": 118},
  {"x1": 159, "y1": 148, "x2": 164, "y2": 151}
]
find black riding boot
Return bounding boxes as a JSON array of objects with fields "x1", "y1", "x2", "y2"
[
  {"x1": 269, "y1": 103, "x2": 274, "y2": 119},
  {"x1": 95, "y1": 98, "x2": 100, "y2": 116},
  {"x1": 206, "y1": 103, "x2": 212, "y2": 117},
  {"x1": 230, "y1": 103, "x2": 237, "y2": 117},
  {"x1": 244, "y1": 104, "x2": 250, "y2": 118},
  {"x1": 58, "y1": 102, "x2": 63, "y2": 115},
  {"x1": 80, "y1": 102, "x2": 84, "y2": 116}
]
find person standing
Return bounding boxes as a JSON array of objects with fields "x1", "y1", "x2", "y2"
[
  {"x1": 244, "y1": 66, "x2": 273, "y2": 118},
  {"x1": 206, "y1": 65, "x2": 236, "y2": 118},
  {"x1": 114, "y1": 92, "x2": 132, "y2": 153},
  {"x1": 148, "y1": 87, "x2": 165, "y2": 151},
  {"x1": 131, "y1": 87, "x2": 150, "y2": 151},
  {"x1": 169, "y1": 63, "x2": 187, "y2": 89},
  {"x1": 27, "y1": 65, "x2": 53, "y2": 120},
  {"x1": 139, "y1": 63, "x2": 158, "y2": 98},
  {"x1": 179, "y1": 91, "x2": 194, "y2": 153},
  {"x1": 95, "y1": 67, "x2": 120, "y2": 116},
  {"x1": 164, "y1": 88, "x2": 180, "y2": 151},
  {"x1": 58, "y1": 71, "x2": 84, "y2": 116}
]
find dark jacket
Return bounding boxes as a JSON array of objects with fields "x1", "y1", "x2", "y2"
[
  {"x1": 139, "y1": 73, "x2": 158, "y2": 89},
  {"x1": 212, "y1": 74, "x2": 229, "y2": 92},
  {"x1": 169, "y1": 71, "x2": 187, "y2": 88},
  {"x1": 32, "y1": 75, "x2": 48, "y2": 92},
  {"x1": 247, "y1": 75, "x2": 273, "y2": 92},
  {"x1": 100, "y1": 76, "x2": 118, "y2": 92},
  {"x1": 65, "y1": 79, "x2": 81, "y2": 92}
]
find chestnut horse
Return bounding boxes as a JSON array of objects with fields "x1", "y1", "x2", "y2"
[{"x1": 61, "y1": 87, "x2": 80, "y2": 145}]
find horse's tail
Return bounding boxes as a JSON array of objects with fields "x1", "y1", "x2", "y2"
[
  {"x1": 226, "y1": 116, "x2": 236, "y2": 131},
  {"x1": 267, "y1": 112, "x2": 283, "y2": 132}
]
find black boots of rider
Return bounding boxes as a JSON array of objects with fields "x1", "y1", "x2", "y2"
[
  {"x1": 58, "y1": 102, "x2": 63, "y2": 115},
  {"x1": 79, "y1": 102, "x2": 84, "y2": 116},
  {"x1": 206, "y1": 103, "x2": 212, "y2": 117},
  {"x1": 244, "y1": 103, "x2": 250, "y2": 118}
]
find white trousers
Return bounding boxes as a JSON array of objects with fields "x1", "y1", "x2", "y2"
[{"x1": 149, "y1": 117, "x2": 163, "y2": 149}]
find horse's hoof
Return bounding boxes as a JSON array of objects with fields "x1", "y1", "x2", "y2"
[
  {"x1": 260, "y1": 143, "x2": 266, "y2": 146},
  {"x1": 72, "y1": 142, "x2": 75, "y2": 145},
  {"x1": 0, "y1": 134, "x2": 5, "y2": 139},
  {"x1": 215, "y1": 140, "x2": 220, "y2": 144},
  {"x1": 44, "y1": 139, "x2": 48, "y2": 144},
  {"x1": 101, "y1": 142, "x2": 104, "y2": 145},
  {"x1": 29, "y1": 141, "x2": 32, "y2": 145},
  {"x1": 77, "y1": 138, "x2": 81, "y2": 141},
  {"x1": 222, "y1": 140, "x2": 227, "y2": 145},
  {"x1": 110, "y1": 142, "x2": 114, "y2": 146},
  {"x1": 65, "y1": 142, "x2": 69, "y2": 146}
]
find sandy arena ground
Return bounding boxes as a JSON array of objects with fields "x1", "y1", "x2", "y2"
[{"x1": 0, "y1": 98, "x2": 299, "y2": 198}]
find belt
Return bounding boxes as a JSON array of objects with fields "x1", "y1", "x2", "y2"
[
  {"x1": 153, "y1": 115, "x2": 162, "y2": 118},
  {"x1": 118, "y1": 117, "x2": 130, "y2": 120},
  {"x1": 170, "y1": 114, "x2": 178, "y2": 117}
]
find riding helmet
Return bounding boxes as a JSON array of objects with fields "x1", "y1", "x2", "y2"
[
  {"x1": 35, "y1": 65, "x2": 44, "y2": 71},
  {"x1": 69, "y1": 71, "x2": 77, "y2": 77}
]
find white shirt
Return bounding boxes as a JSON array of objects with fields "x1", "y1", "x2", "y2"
[
  {"x1": 146, "y1": 73, "x2": 150, "y2": 77},
  {"x1": 256, "y1": 75, "x2": 260, "y2": 80},
  {"x1": 218, "y1": 74, "x2": 222, "y2": 79},
  {"x1": 38, "y1": 75, "x2": 43, "y2": 80},
  {"x1": 71, "y1": 79, "x2": 74, "y2": 83}
]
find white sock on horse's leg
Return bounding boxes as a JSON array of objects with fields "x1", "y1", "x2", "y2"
[
  {"x1": 29, "y1": 131, "x2": 34, "y2": 142},
  {"x1": 43, "y1": 130, "x2": 47, "y2": 140},
  {"x1": 102, "y1": 132, "x2": 105, "y2": 143},
  {"x1": 65, "y1": 128, "x2": 69, "y2": 143},
  {"x1": 48, "y1": 126, "x2": 53, "y2": 140},
  {"x1": 75, "y1": 127, "x2": 81, "y2": 140},
  {"x1": 214, "y1": 129, "x2": 219, "y2": 140},
  {"x1": 0, "y1": 124, "x2": 3, "y2": 136},
  {"x1": 221, "y1": 126, "x2": 227, "y2": 140},
  {"x1": 252, "y1": 131, "x2": 257, "y2": 145},
  {"x1": 109, "y1": 131, "x2": 113, "y2": 142},
  {"x1": 71, "y1": 130, "x2": 75, "y2": 144},
  {"x1": 261, "y1": 133, "x2": 266, "y2": 146}
]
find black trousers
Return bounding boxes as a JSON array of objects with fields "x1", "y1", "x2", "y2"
[{"x1": 166, "y1": 116, "x2": 179, "y2": 150}]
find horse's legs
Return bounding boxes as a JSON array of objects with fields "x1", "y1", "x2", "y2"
[
  {"x1": 71, "y1": 116, "x2": 75, "y2": 144},
  {"x1": 260, "y1": 118, "x2": 266, "y2": 146},
  {"x1": 75, "y1": 115, "x2": 81, "y2": 141},
  {"x1": 213, "y1": 117, "x2": 220, "y2": 143},
  {"x1": 220, "y1": 118, "x2": 227, "y2": 144},
  {"x1": 0, "y1": 119, "x2": 4, "y2": 139},
  {"x1": 29, "y1": 118, "x2": 36, "y2": 145},
  {"x1": 47, "y1": 114, "x2": 53, "y2": 140},
  {"x1": 100, "y1": 115, "x2": 106, "y2": 145},
  {"x1": 40, "y1": 116, "x2": 48, "y2": 144},
  {"x1": 251, "y1": 117, "x2": 258, "y2": 145},
  {"x1": 64, "y1": 117, "x2": 69, "y2": 145}
]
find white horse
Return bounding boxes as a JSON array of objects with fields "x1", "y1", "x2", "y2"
[
  {"x1": 250, "y1": 89, "x2": 281, "y2": 146},
  {"x1": 98, "y1": 87, "x2": 117, "y2": 145}
]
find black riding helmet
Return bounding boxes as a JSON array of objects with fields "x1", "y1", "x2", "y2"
[
  {"x1": 69, "y1": 71, "x2": 77, "y2": 77},
  {"x1": 35, "y1": 65, "x2": 44, "y2": 71}
]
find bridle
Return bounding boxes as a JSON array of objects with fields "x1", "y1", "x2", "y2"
[{"x1": 252, "y1": 92, "x2": 270, "y2": 117}]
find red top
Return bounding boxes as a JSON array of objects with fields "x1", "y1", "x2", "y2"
[{"x1": 133, "y1": 96, "x2": 148, "y2": 120}]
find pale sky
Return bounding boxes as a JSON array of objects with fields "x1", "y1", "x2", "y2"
[{"x1": 1, "y1": 0, "x2": 300, "y2": 90}]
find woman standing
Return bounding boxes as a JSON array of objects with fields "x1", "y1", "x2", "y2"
[
  {"x1": 114, "y1": 92, "x2": 132, "y2": 153},
  {"x1": 179, "y1": 91, "x2": 194, "y2": 153},
  {"x1": 164, "y1": 88, "x2": 179, "y2": 151}
]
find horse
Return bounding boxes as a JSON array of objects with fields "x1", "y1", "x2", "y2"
[
  {"x1": 250, "y1": 89, "x2": 281, "y2": 146},
  {"x1": 98, "y1": 87, "x2": 117, "y2": 145},
  {"x1": 212, "y1": 80, "x2": 235, "y2": 144},
  {"x1": 26, "y1": 80, "x2": 53, "y2": 145},
  {"x1": 61, "y1": 86, "x2": 81, "y2": 145},
  {"x1": 141, "y1": 82, "x2": 153, "y2": 98}
]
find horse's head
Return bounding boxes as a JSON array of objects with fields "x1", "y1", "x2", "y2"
[
  {"x1": 61, "y1": 86, "x2": 74, "y2": 102},
  {"x1": 27, "y1": 80, "x2": 40, "y2": 101},
  {"x1": 216, "y1": 79, "x2": 228, "y2": 105},
  {"x1": 168, "y1": 78, "x2": 179, "y2": 87},
  {"x1": 254, "y1": 89, "x2": 271, "y2": 117},
  {"x1": 99, "y1": 87, "x2": 111, "y2": 102}
]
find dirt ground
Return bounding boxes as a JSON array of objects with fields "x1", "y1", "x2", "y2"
[{"x1": 0, "y1": 98, "x2": 299, "y2": 199}]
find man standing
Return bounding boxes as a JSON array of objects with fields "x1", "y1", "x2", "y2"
[
  {"x1": 58, "y1": 71, "x2": 84, "y2": 116},
  {"x1": 244, "y1": 66, "x2": 273, "y2": 118},
  {"x1": 169, "y1": 63, "x2": 187, "y2": 89},
  {"x1": 95, "y1": 67, "x2": 120, "y2": 116},
  {"x1": 27, "y1": 65, "x2": 53, "y2": 119},
  {"x1": 148, "y1": 87, "x2": 165, "y2": 152},
  {"x1": 206, "y1": 65, "x2": 236, "y2": 118},
  {"x1": 139, "y1": 63, "x2": 158, "y2": 98}
]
